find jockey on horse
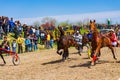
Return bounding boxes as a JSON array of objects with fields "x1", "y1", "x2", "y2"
[{"x1": 108, "y1": 29, "x2": 119, "y2": 47}]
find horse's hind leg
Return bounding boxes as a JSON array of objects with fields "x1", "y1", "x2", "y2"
[
  {"x1": 108, "y1": 45, "x2": 117, "y2": 60},
  {"x1": 0, "y1": 54, "x2": 6, "y2": 64}
]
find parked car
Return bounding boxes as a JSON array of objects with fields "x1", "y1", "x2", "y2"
[{"x1": 100, "y1": 29, "x2": 114, "y2": 34}]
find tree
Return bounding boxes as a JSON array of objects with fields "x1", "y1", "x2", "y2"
[
  {"x1": 33, "y1": 20, "x2": 41, "y2": 27},
  {"x1": 41, "y1": 17, "x2": 57, "y2": 30},
  {"x1": 41, "y1": 17, "x2": 57, "y2": 26},
  {"x1": 59, "y1": 20, "x2": 72, "y2": 30}
]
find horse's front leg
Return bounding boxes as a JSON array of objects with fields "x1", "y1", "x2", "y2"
[
  {"x1": 97, "y1": 50, "x2": 101, "y2": 57},
  {"x1": 0, "y1": 54, "x2": 6, "y2": 64},
  {"x1": 56, "y1": 43, "x2": 63, "y2": 55},
  {"x1": 91, "y1": 45, "x2": 101, "y2": 65},
  {"x1": 57, "y1": 49, "x2": 63, "y2": 55}
]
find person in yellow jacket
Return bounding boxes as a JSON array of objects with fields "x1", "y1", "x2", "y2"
[
  {"x1": 46, "y1": 32, "x2": 51, "y2": 49},
  {"x1": 17, "y1": 34, "x2": 24, "y2": 54}
]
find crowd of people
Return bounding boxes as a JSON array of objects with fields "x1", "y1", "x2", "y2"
[
  {"x1": 0, "y1": 16, "x2": 120, "y2": 54},
  {"x1": 0, "y1": 16, "x2": 54, "y2": 54}
]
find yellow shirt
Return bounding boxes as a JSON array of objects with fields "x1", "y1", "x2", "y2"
[
  {"x1": 17, "y1": 37, "x2": 24, "y2": 44},
  {"x1": 47, "y1": 34, "x2": 50, "y2": 41}
]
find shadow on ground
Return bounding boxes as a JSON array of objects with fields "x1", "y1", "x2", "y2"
[
  {"x1": 69, "y1": 61, "x2": 91, "y2": 68},
  {"x1": 69, "y1": 60, "x2": 120, "y2": 68},
  {"x1": 41, "y1": 58, "x2": 78, "y2": 65}
]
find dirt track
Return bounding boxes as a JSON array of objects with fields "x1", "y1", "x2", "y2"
[{"x1": 0, "y1": 47, "x2": 120, "y2": 80}]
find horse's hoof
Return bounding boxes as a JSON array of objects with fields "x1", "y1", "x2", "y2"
[
  {"x1": 4, "y1": 62, "x2": 6, "y2": 65},
  {"x1": 78, "y1": 52, "x2": 81, "y2": 56},
  {"x1": 62, "y1": 57, "x2": 66, "y2": 61},
  {"x1": 60, "y1": 52, "x2": 63, "y2": 55},
  {"x1": 67, "y1": 57, "x2": 70, "y2": 60},
  {"x1": 78, "y1": 53, "x2": 81, "y2": 56}
]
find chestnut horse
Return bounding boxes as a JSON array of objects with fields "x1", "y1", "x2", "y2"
[
  {"x1": 57, "y1": 27, "x2": 80, "y2": 60},
  {"x1": 89, "y1": 20, "x2": 117, "y2": 65}
]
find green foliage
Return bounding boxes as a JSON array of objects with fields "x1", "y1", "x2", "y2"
[
  {"x1": 80, "y1": 28, "x2": 88, "y2": 34},
  {"x1": 59, "y1": 21, "x2": 72, "y2": 28}
]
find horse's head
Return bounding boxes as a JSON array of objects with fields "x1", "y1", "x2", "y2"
[
  {"x1": 89, "y1": 20, "x2": 97, "y2": 32},
  {"x1": 58, "y1": 26, "x2": 64, "y2": 36}
]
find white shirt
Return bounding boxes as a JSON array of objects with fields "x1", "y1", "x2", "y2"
[{"x1": 74, "y1": 34, "x2": 82, "y2": 42}]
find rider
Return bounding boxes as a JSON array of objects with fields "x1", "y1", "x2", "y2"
[
  {"x1": 109, "y1": 29, "x2": 118, "y2": 47},
  {"x1": 73, "y1": 30, "x2": 83, "y2": 53}
]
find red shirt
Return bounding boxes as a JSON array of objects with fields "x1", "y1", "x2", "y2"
[{"x1": 110, "y1": 33, "x2": 117, "y2": 42}]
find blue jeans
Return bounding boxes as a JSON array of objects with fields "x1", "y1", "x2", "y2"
[
  {"x1": 34, "y1": 44, "x2": 38, "y2": 51},
  {"x1": 12, "y1": 47, "x2": 16, "y2": 52},
  {"x1": 28, "y1": 44, "x2": 31, "y2": 52},
  {"x1": 50, "y1": 39, "x2": 54, "y2": 48}
]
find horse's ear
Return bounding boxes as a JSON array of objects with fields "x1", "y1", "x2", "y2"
[
  {"x1": 93, "y1": 20, "x2": 96, "y2": 23},
  {"x1": 90, "y1": 20, "x2": 92, "y2": 23}
]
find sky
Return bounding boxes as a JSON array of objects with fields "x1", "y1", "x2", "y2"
[{"x1": 0, "y1": 0, "x2": 120, "y2": 24}]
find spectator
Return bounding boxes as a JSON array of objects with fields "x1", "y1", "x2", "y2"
[
  {"x1": 2, "y1": 17, "x2": 9, "y2": 36},
  {"x1": 46, "y1": 32, "x2": 51, "y2": 49},
  {"x1": 0, "y1": 17, "x2": 4, "y2": 39},
  {"x1": 50, "y1": 33, "x2": 54, "y2": 48},
  {"x1": 29, "y1": 26, "x2": 33, "y2": 35},
  {"x1": 18, "y1": 24, "x2": 23, "y2": 35},
  {"x1": 17, "y1": 34, "x2": 24, "y2": 54},
  {"x1": 28, "y1": 34, "x2": 34, "y2": 51},
  {"x1": 9, "y1": 18, "x2": 15, "y2": 32},
  {"x1": 33, "y1": 34, "x2": 38, "y2": 51},
  {"x1": 12, "y1": 39, "x2": 17, "y2": 52},
  {"x1": 24, "y1": 37, "x2": 31, "y2": 52},
  {"x1": 1, "y1": 36, "x2": 10, "y2": 50}
]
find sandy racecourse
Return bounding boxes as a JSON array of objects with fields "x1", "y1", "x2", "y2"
[{"x1": 0, "y1": 47, "x2": 120, "y2": 80}]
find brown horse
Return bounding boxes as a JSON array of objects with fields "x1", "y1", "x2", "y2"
[
  {"x1": 57, "y1": 27, "x2": 80, "y2": 60},
  {"x1": 89, "y1": 20, "x2": 117, "y2": 65}
]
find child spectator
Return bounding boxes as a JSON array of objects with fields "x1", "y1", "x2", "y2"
[
  {"x1": 25, "y1": 37, "x2": 31, "y2": 52},
  {"x1": 12, "y1": 40, "x2": 17, "y2": 52}
]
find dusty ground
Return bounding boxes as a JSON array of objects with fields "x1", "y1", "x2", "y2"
[{"x1": 0, "y1": 47, "x2": 120, "y2": 80}]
